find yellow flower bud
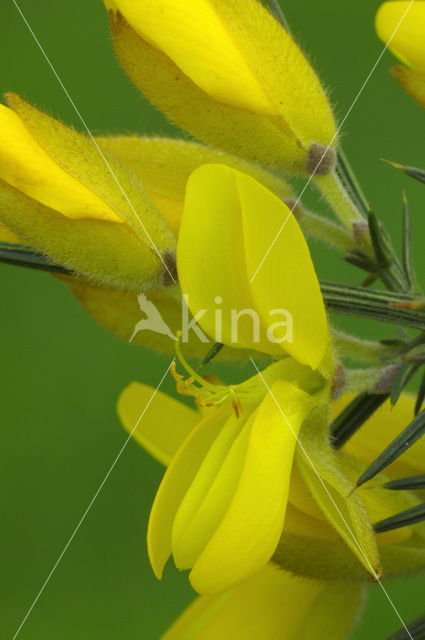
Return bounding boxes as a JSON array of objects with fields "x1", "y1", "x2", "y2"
[
  {"x1": 376, "y1": 1, "x2": 425, "y2": 107},
  {"x1": 105, "y1": 0, "x2": 337, "y2": 175},
  {"x1": 0, "y1": 94, "x2": 176, "y2": 292}
]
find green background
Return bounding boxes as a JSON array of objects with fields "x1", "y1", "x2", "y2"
[{"x1": 1, "y1": 0, "x2": 425, "y2": 638}]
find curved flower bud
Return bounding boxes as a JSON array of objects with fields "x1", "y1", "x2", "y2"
[
  {"x1": 177, "y1": 164, "x2": 329, "y2": 368},
  {"x1": 0, "y1": 94, "x2": 176, "y2": 291},
  {"x1": 160, "y1": 565, "x2": 365, "y2": 640},
  {"x1": 105, "y1": 0, "x2": 337, "y2": 175},
  {"x1": 376, "y1": 1, "x2": 425, "y2": 107}
]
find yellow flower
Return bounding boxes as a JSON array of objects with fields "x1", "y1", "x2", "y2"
[
  {"x1": 177, "y1": 164, "x2": 329, "y2": 368},
  {"x1": 160, "y1": 565, "x2": 365, "y2": 640},
  {"x1": 376, "y1": 1, "x2": 425, "y2": 107},
  {"x1": 105, "y1": 0, "x2": 337, "y2": 175},
  {"x1": 119, "y1": 358, "x2": 328, "y2": 594},
  {"x1": 118, "y1": 382, "x2": 425, "y2": 594}
]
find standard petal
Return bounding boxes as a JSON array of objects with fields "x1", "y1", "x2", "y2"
[
  {"x1": 189, "y1": 379, "x2": 316, "y2": 593},
  {"x1": 177, "y1": 164, "x2": 328, "y2": 367},
  {"x1": 376, "y1": 2, "x2": 425, "y2": 72},
  {"x1": 117, "y1": 382, "x2": 199, "y2": 466},
  {"x1": 147, "y1": 408, "x2": 229, "y2": 578},
  {"x1": 161, "y1": 565, "x2": 364, "y2": 640}
]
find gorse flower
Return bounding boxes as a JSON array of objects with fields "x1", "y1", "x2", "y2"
[
  {"x1": 118, "y1": 381, "x2": 425, "y2": 597},
  {"x1": 376, "y1": 1, "x2": 425, "y2": 107},
  {"x1": 118, "y1": 362, "x2": 329, "y2": 595},
  {"x1": 104, "y1": 0, "x2": 337, "y2": 176}
]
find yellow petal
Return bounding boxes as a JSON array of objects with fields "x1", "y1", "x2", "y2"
[
  {"x1": 117, "y1": 382, "x2": 199, "y2": 466},
  {"x1": 189, "y1": 379, "x2": 317, "y2": 594},
  {"x1": 0, "y1": 105, "x2": 118, "y2": 221},
  {"x1": 391, "y1": 65, "x2": 425, "y2": 107},
  {"x1": 376, "y1": 1, "x2": 425, "y2": 71},
  {"x1": 108, "y1": 0, "x2": 277, "y2": 116},
  {"x1": 96, "y1": 136, "x2": 294, "y2": 234},
  {"x1": 147, "y1": 408, "x2": 230, "y2": 578},
  {"x1": 177, "y1": 164, "x2": 328, "y2": 368},
  {"x1": 172, "y1": 411, "x2": 255, "y2": 568},
  {"x1": 162, "y1": 565, "x2": 364, "y2": 640},
  {"x1": 108, "y1": 12, "x2": 307, "y2": 174}
]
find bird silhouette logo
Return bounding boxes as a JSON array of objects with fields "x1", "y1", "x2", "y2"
[{"x1": 129, "y1": 294, "x2": 176, "y2": 343}]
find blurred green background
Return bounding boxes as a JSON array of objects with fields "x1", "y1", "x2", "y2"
[{"x1": 1, "y1": 0, "x2": 425, "y2": 638}]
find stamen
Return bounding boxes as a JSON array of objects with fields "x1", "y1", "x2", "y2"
[{"x1": 172, "y1": 332, "x2": 256, "y2": 416}]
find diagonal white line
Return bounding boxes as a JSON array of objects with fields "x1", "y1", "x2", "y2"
[
  {"x1": 249, "y1": 0, "x2": 416, "y2": 284},
  {"x1": 10, "y1": 0, "x2": 177, "y2": 285},
  {"x1": 11, "y1": 359, "x2": 175, "y2": 640},
  {"x1": 250, "y1": 357, "x2": 413, "y2": 640}
]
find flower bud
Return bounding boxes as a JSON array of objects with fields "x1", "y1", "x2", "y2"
[
  {"x1": 376, "y1": 1, "x2": 425, "y2": 107},
  {"x1": 106, "y1": 0, "x2": 337, "y2": 175},
  {"x1": 0, "y1": 94, "x2": 176, "y2": 292}
]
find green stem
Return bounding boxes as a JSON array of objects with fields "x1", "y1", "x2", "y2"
[
  {"x1": 345, "y1": 367, "x2": 385, "y2": 394},
  {"x1": 315, "y1": 170, "x2": 366, "y2": 232},
  {"x1": 300, "y1": 210, "x2": 353, "y2": 252},
  {"x1": 332, "y1": 329, "x2": 397, "y2": 362}
]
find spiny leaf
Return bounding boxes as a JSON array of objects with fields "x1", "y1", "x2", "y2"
[
  {"x1": 390, "y1": 361, "x2": 419, "y2": 406},
  {"x1": 368, "y1": 211, "x2": 392, "y2": 268},
  {"x1": 329, "y1": 392, "x2": 389, "y2": 450},
  {"x1": 0, "y1": 241, "x2": 71, "y2": 275},
  {"x1": 383, "y1": 158, "x2": 425, "y2": 185},
  {"x1": 368, "y1": 211, "x2": 408, "y2": 292},
  {"x1": 416, "y1": 370, "x2": 425, "y2": 415},
  {"x1": 357, "y1": 408, "x2": 425, "y2": 488},
  {"x1": 374, "y1": 501, "x2": 425, "y2": 533},
  {"x1": 402, "y1": 192, "x2": 421, "y2": 295},
  {"x1": 199, "y1": 342, "x2": 224, "y2": 367},
  {"x1": 382, "y1": 474, "x2": 425, "y2": 491},
  {"x1": 336, "y1": 149, "x2": 370, "y2": 218}
]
